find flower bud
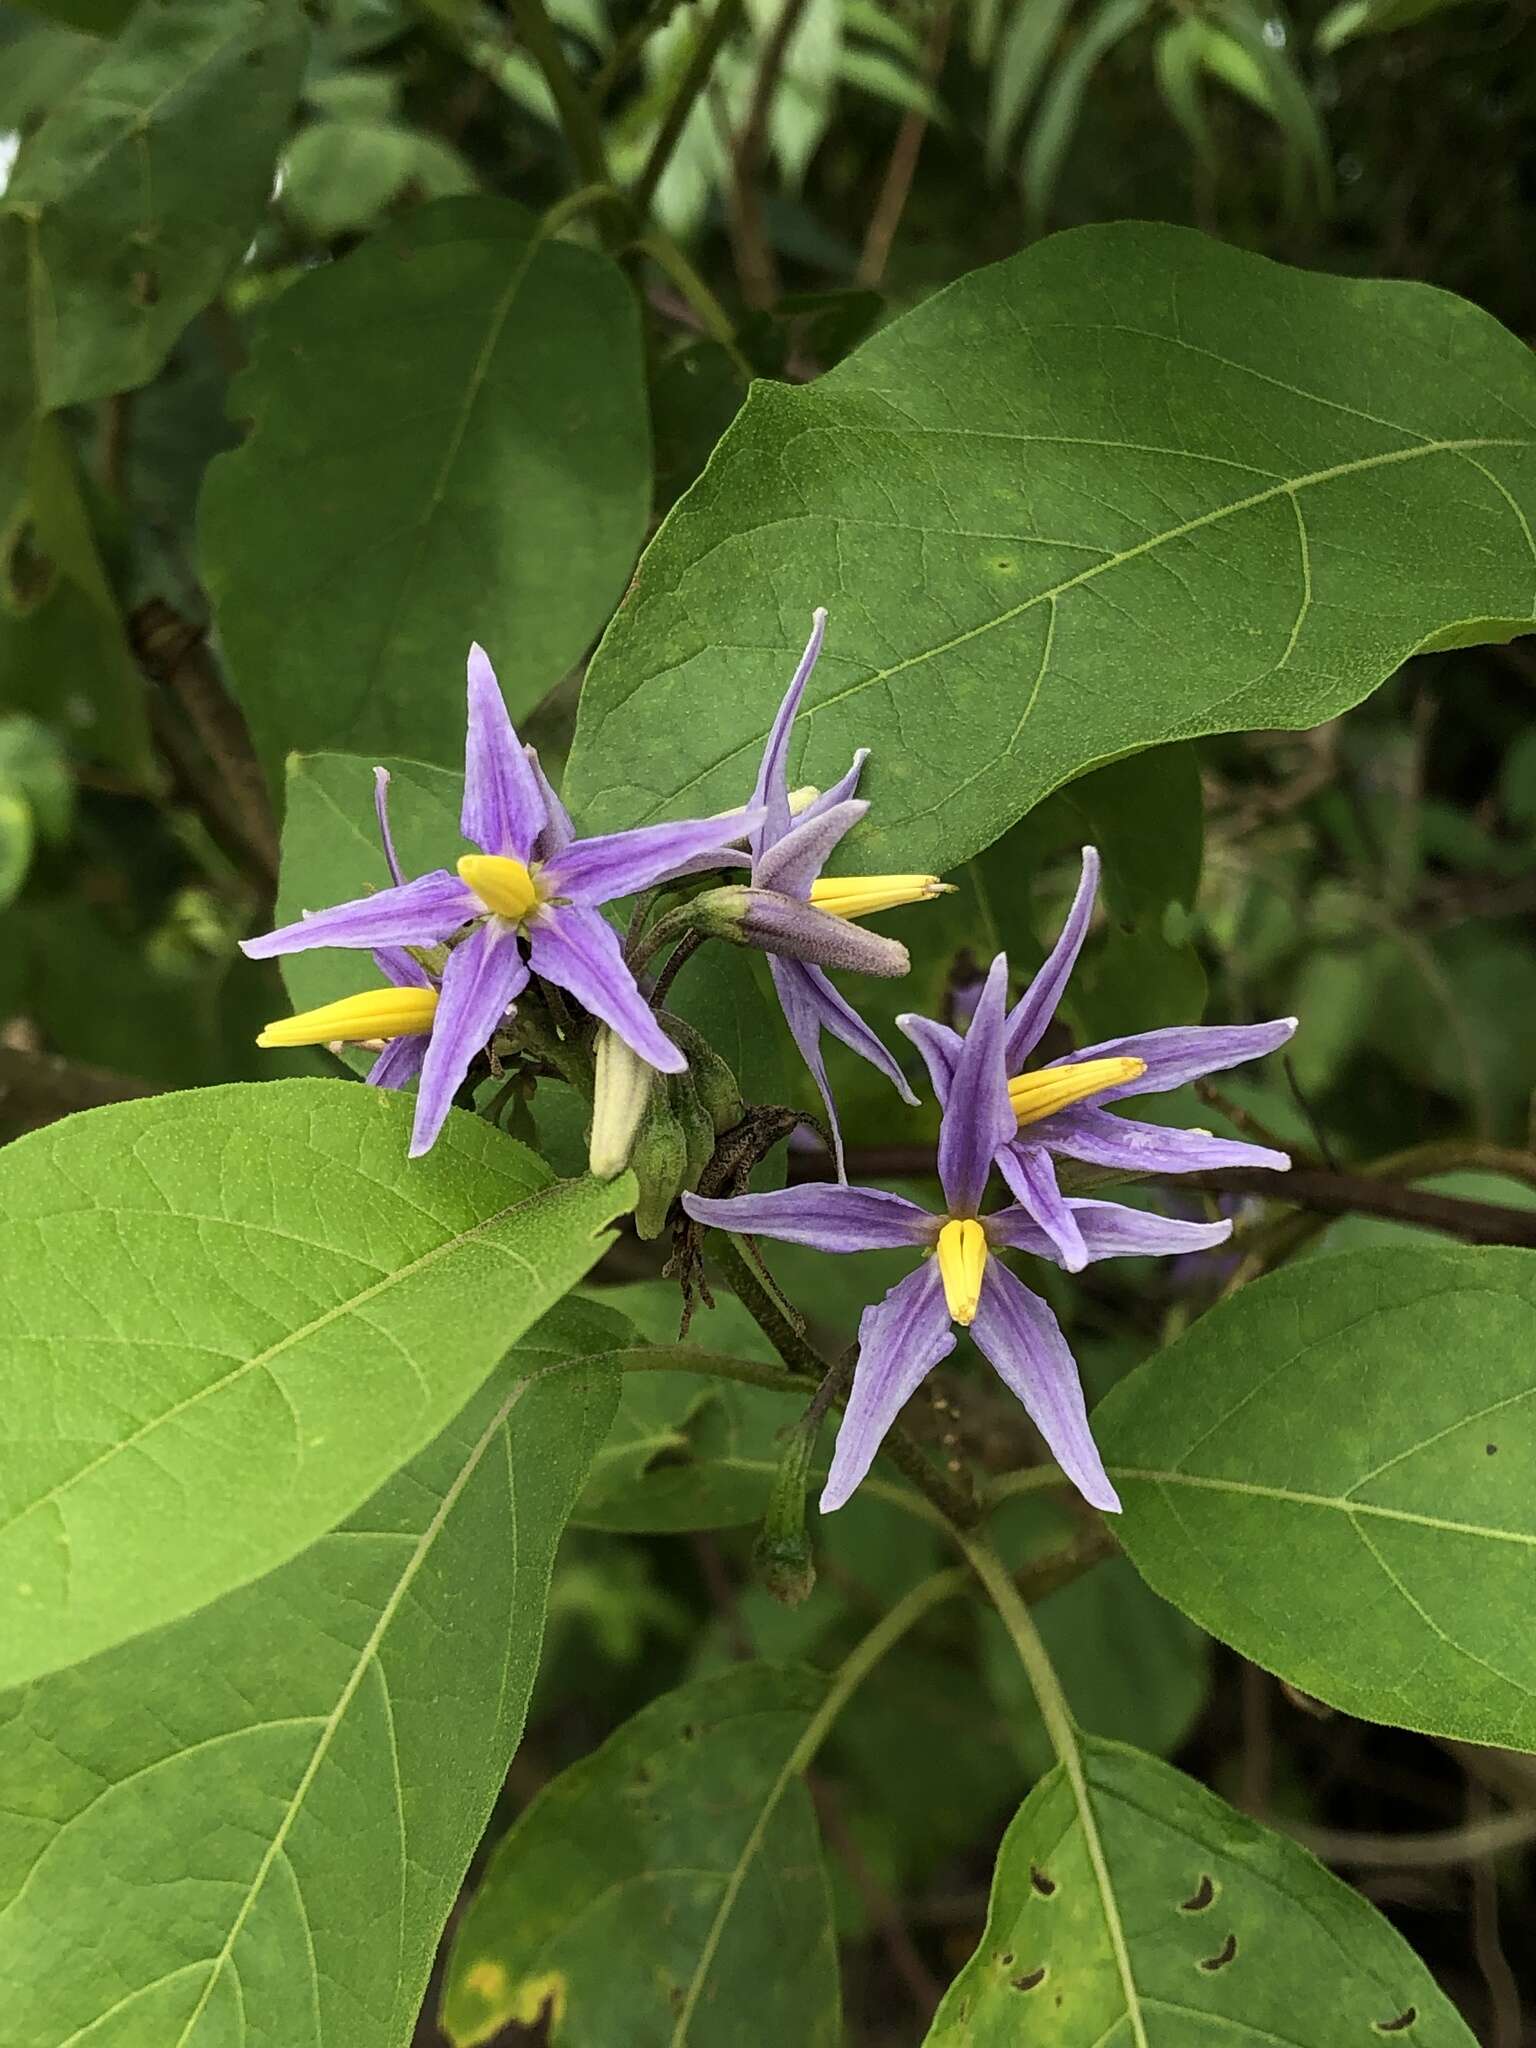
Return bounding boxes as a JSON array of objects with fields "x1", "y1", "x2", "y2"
[
  {"x1": 656, "y1": 1012, "x2": 745, "y2": 1139},
  {"x1": 689, "y1": 886, "x2": 909, "y2": 978},
  {"x1": 631, "y1": 1091, "x2": 688, "y2": 1240},
  {"x1": 588, "y1": 1025, "x2": 654, "y2": 1179},
  {"x1": 752, "y1": 1415, "x2": 819, "y2": 1607},
  {"x1": 669, "y1": 1068, "x2": 716, "y2": 1190}
]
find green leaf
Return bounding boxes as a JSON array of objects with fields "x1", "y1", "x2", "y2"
[
  {"x1": 0, "y1": 1077, "x2": 634, "y2": 1689},
  {"x1": 1096, "y1": 1245, "x2": 1536, "y2": 1749},
  {"x1": 202, "y1": 198, "x2": 651, "y2": 784},
  {"x1": 1022, "y1": 0, "x2": 1151, "y2": 227},
  {"x1": 986, "y1": 0, "x2": 1076, "y2": 179},
  {"x1": 441, "y1": 1663, "x2": 840, "y2": 2047},
  {"x1": 281, "y1": 119, "x2": 475, "y2": 237},
  {"x1": 565, "y1": 223, "x2": 1536, "y2": 875},
  {"x1": 6, "y1": 0, "x2": 137, "y2": 33},
  {"x1": 925, "y1": 1736, "x2": 1475, "y2": 2044},
  {"x1": 1316, "y1": 0, "x2": 1480, "y2": 52},
  {"x1": 0, "y1": 0, "x2": 306, "y2": 449},
  {"x1": 0, "y1": 1307, "x2": 618, "y2": 2048}
]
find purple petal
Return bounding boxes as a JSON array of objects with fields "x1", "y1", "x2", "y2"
[
  {"x1": 1040, "y1": 1105, "x2": 1290, "y2": 1175},
  {"x1": 525, "y1": 744, "x2": 575, "y2": 858},
  {"x1": 410, "y1": 923, "x2": 529, "y2": 1157},
  {"x1": 754, "y1": 798, "x2": 867, "y2": 899},
  {"x1": 770, "y1": 955, "x2": 918, "y2": 1180},
  {"x1": 462, "y1": 643, "x2": 550, "y2": 858},
  {"x1": 529, "y1": 904, "x2": 686, "y2": 1073},
  {"x1": 240, "y1": 872, "x2": 475, "y2": 959},
  {"x1": 368, "y1": 1035, "x2": 428, "y2": 1092},
  {"x1": 740, "y1": 891, "x2": 909, "y2": 977},
  {"x1": 373, "y1": 946, "x2": 435, "y2": 991},
  {"x1": 1064, "y1": 1200, "x2": 1234, "y2": 1258},
  {"x1": 796, "y1": 749, "x2": 869, "y2": 824},
  {"x1": 897, "y1": 1011, "x2": 961, "y2": 1104},
  {"x1": 546, "y1": 812, "x2": 765, "y2": 904},
  {"x1": 970, "y1": 1260, "x2": 1120, "y2": 1513},
  {"x1": 751, "y1": 609, "x2": 827, "y2": 856},
  {"x1": 995, "y1": 1143, "x2": 1087, "y2": 1272},
  {"x1": 682, "y1": 1183, "x2": 933, "y2": 1252},
  {"x1": 1053, "y1": 1017, "x2": 1299, "y2": 1101},
  {"x1": 1004, "y1": 847, "x2": 1100, "y2": 1069},
  {"x1": 937, "y1": 954, "x2": 1014, "y2": 1216},
  {"x1": 373, "y1": 767, "x2": 405, "y2": 886},
  {"x1": 821, "y1": 1261, "x2": 955, "y2": 1513}
]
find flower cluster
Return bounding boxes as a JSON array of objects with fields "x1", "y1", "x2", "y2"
[{"x1": 247, "y1": 608, "x2": 1294, "y2": 1515}]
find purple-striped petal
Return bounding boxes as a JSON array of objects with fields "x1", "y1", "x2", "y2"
[
  {"x1": 937, "y1": 954, "x2": 1014, "y2": 1217},
  {"x1": 546, "y1": 812, "x2": 764, "y2": 905},
  {"x1": 738, "y1": 891, "x2": 909, "y2": 976},
  {"x1": 373, "y1": 945, "x2": 435, "y2": 991},
  {"x1": 1039, "y1": 1105, "x2": 1290, "y2": 1175},
  {"x1": 529, "y1": 904, "x2": 686, "y2": 1072},
  {"x1": 462, "y1": 643, "x2": 550, "y2": 858},
  {"x1": 897, "y1": 1011, "x2": 961, "y2": 1103},
  {"x1": 970, "y1": 1260, "x2": 1120, "y2": 1513},
  {"x1": 525, "y1": 744, "x2": 574, "y2": 858},
  {"x1": 754, "y1": 798, "x2": 867, "y2": 900},
  {"x1": 988, "y1": 1197, "x2": 1233, "y2": 1261},
  {"x1": 240, "y1": 872, "x2": 476, "y2": 959},
  {"x1": 795, "y1": 749, "x2": 869, "y2": 825},
  {"x1": 751, "y1": 608, "x2": 827, "y2": 856},
  {"x1": 368, "y1": 1035, "x2": 428, "y2": 1092},
  {"x1": 373, "y1": 767, "x2": 405, "y2": 885},
  {"x1": 1003, "y1": 847, "x2": 1100, "y2": 1069},
  {"x1": 821, "y1": 1261, "x2": 955, "y2": 1513},
  {"x1": 995, "y1": 1143, "x2": 1087, "y2": 1272},
  {"x1": 1050, "y1": 1016, "x2": 1299, "y2": 1101},
  {"x1": 410, "y1": 923, "x2": 529, "y2": 1157},
  {"x1": 682, "y1": 1183, "x2": 934, "y2": 1252}
]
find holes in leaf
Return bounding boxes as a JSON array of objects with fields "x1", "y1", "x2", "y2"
[
  {"x1": 1198, "y1": 1933, "x2": 1238, "y2": 1972},
  {"x1": 997, "y1": 1953, "x2": 1013, "y2": 1968},
  {"x1": 1011, "y1": 1967, "x2": 1047, "y2": 1992},
  {"x1": 1029, "y1": 1865, "x2": 1056, "y2": 1897},
  {"x1": 1180, "y1": 1873, "x2": 1216, "y2": 1912},
  {"x1": 1375, "y1": 2011, "x2": 1417, "y2": 2035},
  {"x1": 1486, "y1": 1443, "x2": 1498, "y2": 1455}
]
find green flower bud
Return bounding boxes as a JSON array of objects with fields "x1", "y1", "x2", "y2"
[
  {"x1": 631, "y1": 1091, "x2": 687, "y2": 1240},
  {"x1": 752, "y1": 1414, "x2": 819, "y2": 1607}
]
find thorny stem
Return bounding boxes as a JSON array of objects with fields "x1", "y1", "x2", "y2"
[
  {"x1": 708, "y1": 1231, "x2": 983, "y2": 1527},
  {"x1": 632, "y1": 0, "x2": 746, "y2": 219}
]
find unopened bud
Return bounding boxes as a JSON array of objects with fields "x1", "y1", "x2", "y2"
[
  {"x1": 752, "y1": 1415, "x2": 819, "y2": 1607},
  {"x1": 588, "y1": 1025, "x2": 654, "y2": 1179},
  {"x1": 689, "y1": 886, "x2": 909, "y2": 978},
  {"x1": 631, "y1": 1091, "x2": 687, "y2": 1240},
  {"x1": 655, "y1": 1011, "x2": 745, "y2": 1139},
  {"x1": 670, "y1": 1068, "x2": 716, "y2": 1189}
]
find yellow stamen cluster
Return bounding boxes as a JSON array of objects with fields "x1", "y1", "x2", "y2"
[
  {"x1": 459, "y1": 853, "x2": 541, "y2": 922},
  {"x1": 1008, "y1": 1055, "x2": 1146, "y2": 1129},
  {"x1": 256, "y1": 986, "x2": 438, "y2": 1049},
  {"x1": 936, "y1": 1217, "x2": 988, "y2": 1326},
  {"x1": 809, "y1": 875, "x2": 953, "y2": 922}
]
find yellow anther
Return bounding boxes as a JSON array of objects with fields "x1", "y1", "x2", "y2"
[
  {"x1": 1008, "y1": 1056, "x2": 1147, "y2": 1128},
  {"x1": 458, "y1": 853, "x2": 540, "y2": 922},
  {"x1": 936, "y1": 1217, "x2": 988, "y2": 1327},
  {"x1": 256, "y1": 985, "x2": 438, "y2": 1049},
  {"x1": 809, "y1": 875, "x2": 954, "y2": 921}
]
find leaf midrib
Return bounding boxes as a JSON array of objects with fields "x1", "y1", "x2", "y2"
[{"x1": 1114, "y1": 1466, "x2": 1536, "y2": 1546}]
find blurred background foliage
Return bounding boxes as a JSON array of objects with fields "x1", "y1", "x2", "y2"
[{"x1": 1, "y1": 0, "x2": 1533, "y2": 2039}]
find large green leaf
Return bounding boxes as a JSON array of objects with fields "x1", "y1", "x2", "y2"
[
  {"x1": 0, "y1": 0, "x2": 306, "y2": 500},
  {"x1": 0, "y1": 1078, "x2": 633, "y2": 1689},
  {"x1": 925, "y1": 1736, "x2": 1475, "y2": 2044},
  {"x1": 565, "y1": 223, "x2": 1536, "y2": 871},
  {"x1": 202, "y1": 198, "x2": 651, "y2": 783},
  {"x1": 0, "y1": 1308, "x2": 617, "y2": 2048},
  {"x1": 440, "y1": 1663, "x2": 840, "y2": 2046},
  {"x1": 1096, "y1": 1245, "x2": 1536, "y2": 1749}
]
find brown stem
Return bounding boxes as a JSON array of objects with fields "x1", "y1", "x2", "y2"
[
  {"x1": 726, "y1": 0, "x2": 812, "y2": 307},
  {"x1": 632, "y1": 0, "x2": 745, "y2": 220},
  {"x1": 855, "y1": 3, "x2": 952, "y2": 287}
]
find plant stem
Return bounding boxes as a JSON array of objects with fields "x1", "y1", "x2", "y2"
[
  {"x1": 649, "y1": 928, "x2": 706, "y2": 1008},
  {"x1": 504, "y1": 0, "x2": 615, "y2": 217},
  {"x1": 724, "y1": 0, "x2": 811, "y2": 307},
  {"x1": 856, "y1": 3, "x2": 952, "y2": 287},
  {"x1": 959, "y1": 1525, "x2": 1148, "y2": 2045},
  {"x1": 630, "y1": 232, "x2": 755, "y2": 379},
  {"x1": 632, "y1": 0, "x2": 745, "y2": 219},
  {"x1": 708, "y1": 1231, "x2": 982, "y2": 1527}
]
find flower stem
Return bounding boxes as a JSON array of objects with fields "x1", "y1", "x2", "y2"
[
  {"x1": 503, "y1": 0, "x2": 616, "y2": 227},
  {"x1": 708, "y1": 1230, "x2": 982, "y2": 1528},
  {"x1": 632, "y1": 0, "x2": 744, "y2": 218}
]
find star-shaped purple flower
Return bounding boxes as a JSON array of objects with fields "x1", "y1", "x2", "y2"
[
  {"x1": 898, "y1": 847, "x2": 1297, "y2": 1271},
  {"x1": 699, "y1": 609, "x2": 951, "y2": 1176},
  {"x1": 684, "y1": 957, "x2": 1232, "y2": 1515},
  {"x1": 244, "y1": 645, "x2": 761, "y2": 1157}
]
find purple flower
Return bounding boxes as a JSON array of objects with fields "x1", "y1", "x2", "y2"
[
  {"x1": 684, "y1": 957, "x2": 1232, "y2": 1515},
  {"x1": 244, "y1": 648, "x2": 761, "y2": 1156},
  {"x1": 692, "y1": 609, "x2": 952, "y2": 1178},
  {"x1": 898, "y1": 847, "x2": 1297, "y2": 1272}
]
